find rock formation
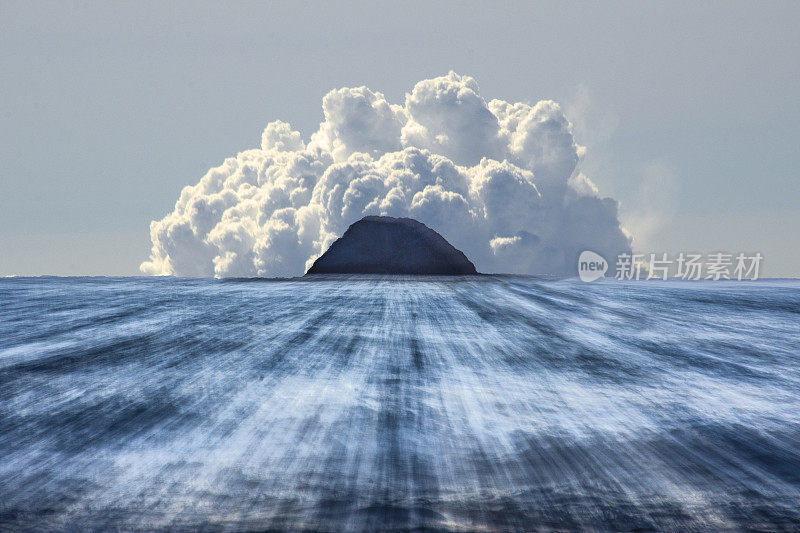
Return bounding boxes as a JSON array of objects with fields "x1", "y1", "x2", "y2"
[{"x1": 306, "y1": 216, "x2": 478, "y2": 275}]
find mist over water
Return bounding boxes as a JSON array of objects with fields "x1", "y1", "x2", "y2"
[{"x1": 1, "y1": 276, "x2": 800, "y2": 530}]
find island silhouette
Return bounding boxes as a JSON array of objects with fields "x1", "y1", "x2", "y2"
[{"x1": 306, "y1": 216, "x2": 478, "y2": 275}]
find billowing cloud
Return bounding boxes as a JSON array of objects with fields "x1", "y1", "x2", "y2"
[{"x1": 141, "y1": 72, "x2": 631, "y2": 277}]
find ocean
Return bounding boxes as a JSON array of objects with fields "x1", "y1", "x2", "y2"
[{"x1": 1, "y1": 276, "x2": 799, "y2": 531}]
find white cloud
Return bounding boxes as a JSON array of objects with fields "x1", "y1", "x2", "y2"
[
  {"x1": 141, "y1": 72, "x2": 632, "y2": 277},
  {"x1": 402, "y1": 72, "x2": 505, "y2": 166}
]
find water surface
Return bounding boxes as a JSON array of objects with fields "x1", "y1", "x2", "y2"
[{"x1": 1, "y1": 276, "x2": 799, "y2": 530}]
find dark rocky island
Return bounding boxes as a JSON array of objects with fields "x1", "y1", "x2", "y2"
[{"x1": 306, "y1": 216, "x2": 478, "y2": 275}]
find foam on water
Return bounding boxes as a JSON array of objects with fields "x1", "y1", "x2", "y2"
[{"x1": 1, "y1": 276, "x2": 799, "y2": 530}]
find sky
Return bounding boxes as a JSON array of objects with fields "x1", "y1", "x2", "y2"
[{"x1": 1, "y1": 1, "x2": 799, "y2": 277}]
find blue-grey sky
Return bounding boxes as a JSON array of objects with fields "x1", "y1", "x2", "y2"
[{"x1": 1, "y1": 1, "x2": 799, "y2": 276}]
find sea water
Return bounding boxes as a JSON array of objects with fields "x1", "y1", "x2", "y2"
[{"x1": 1, "y1": 276, "x2": 799, "y2": 530}]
